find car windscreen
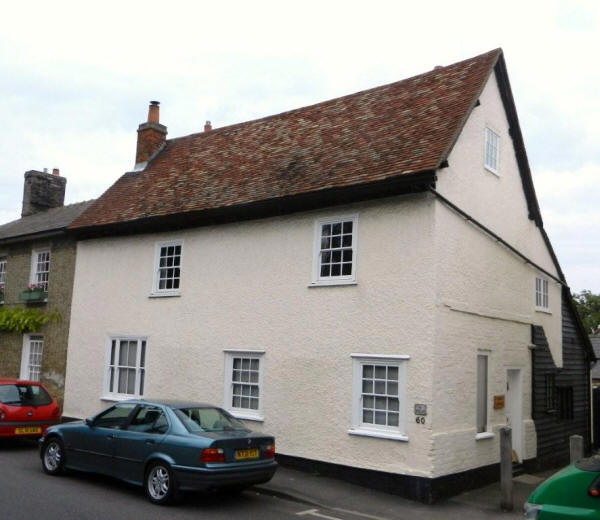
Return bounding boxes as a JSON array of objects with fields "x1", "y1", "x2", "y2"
[
  {"x1": 174, "y1": 407, "x2": 249, "y2": 433},
  {"x1": 0, "y1": 384, "x2": 52, "y2": 406}
]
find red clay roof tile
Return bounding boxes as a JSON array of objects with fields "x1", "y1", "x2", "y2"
[{"x1": 71, "y1": 49, "x2": 501, "y2": 230}]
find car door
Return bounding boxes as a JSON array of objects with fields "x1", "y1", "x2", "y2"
[
  {"x1": 113, "y1": 405, "x2": 169, "y2": 484},
  {"x1": 73, "y1": 403, "x2": 137, "y2": 474}
]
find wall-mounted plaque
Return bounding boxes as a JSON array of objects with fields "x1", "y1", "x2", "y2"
[{"x1": 414, "y1": 404, "x2": 427, "y2": 416}]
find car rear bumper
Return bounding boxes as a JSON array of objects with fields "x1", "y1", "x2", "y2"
[
  {"x1": 0, "y1": 421, "x2": 60, "y2": 437},
  {"x1": 173, "y1": 460, "x2": 278, "y2": 491}
]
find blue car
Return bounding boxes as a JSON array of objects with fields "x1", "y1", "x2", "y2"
[{"x1": 39, "y1": 399, "x2": 277, "y2": 504}]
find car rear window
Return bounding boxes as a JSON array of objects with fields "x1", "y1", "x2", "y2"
[
  {"x1": 174, "y1": 407, "x2": 249, "y2": 433},
  {"x1": 0, "y1": 384, "x2": 52, "y2": 406}
]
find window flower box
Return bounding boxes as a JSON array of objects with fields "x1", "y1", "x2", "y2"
[{"x1": 19, "y1": 285, "x2": 48, "y2": 303}]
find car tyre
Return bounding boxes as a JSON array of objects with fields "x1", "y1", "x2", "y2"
[
  {"x1": 145, "y1": 461, "x2": 177, "y2": 505},
  {"x1": 42, "y1": 437, "x2": 65, "y2": 475}
]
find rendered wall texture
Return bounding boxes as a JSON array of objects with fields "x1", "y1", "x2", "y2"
[
  {"x1": 429, "y1": 70, "x2": 563, "y2": 476},
  {"x1": 64, "y1": 195, "x2": 438, "y2": 477}
]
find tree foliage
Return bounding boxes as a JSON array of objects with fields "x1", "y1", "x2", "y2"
[
  {"x1": 0, "y1": 307, "x2": 61, "y2": 333},
  {"x1": 573, "y1": 290, "x2": 600, "y2": 335}
]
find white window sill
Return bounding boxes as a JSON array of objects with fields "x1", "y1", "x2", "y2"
[
  {"x1": 348, "y1": 428, "x2": 408, "y2": 442},
  {"x1": 475, "y1": 432, "x2": 494, "y2": 440},
  {"x1": 227, "y1": 410, "x2": 264, "y2": 423},
  {"x1": 149, "y1": 291, "x2": 181, "y2": 298},
  {"x1": 309, "y1": 280, "x2": 357, "y2": 288},
  {"x1": 484, "y1": 166, "x2": 500, "y2": 177},
  {"x1": 534, "y1": 307, "x2": 552, "y2": 315}
]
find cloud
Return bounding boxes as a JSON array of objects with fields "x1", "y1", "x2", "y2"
[
  {"x1": 1, "y1": 0, "x2": 598, "y2": 294},
  {"x1": 534, "y1": 163, "x2": 600, "y2": 292}
]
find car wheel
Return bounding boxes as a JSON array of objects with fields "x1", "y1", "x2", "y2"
[
  {"x1": 42, "y1": 437, "x2": 65, "y2": 475},
  {"x1": 145, "y1": 461, "x2": 177, "y2": 505}
]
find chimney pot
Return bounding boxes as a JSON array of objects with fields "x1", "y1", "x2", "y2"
[
  {"x1": 204, "y1": 120, "x2": 212, "y2": 132},
  {"x1": 148, "y1": 100, "x2": 160, "y2": 124},
  {"x1": 52, "y1": 168, "x2": 60, "y2": 176}
]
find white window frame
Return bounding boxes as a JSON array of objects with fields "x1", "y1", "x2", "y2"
[
  {"x1": 311, "y1": 214, "x2": 358, "y2": 286},
  {"x1": 0, "y1": 257, "x2": 6, "y2": 301},
  {"x1": 476, "y1": 352, "x2": 492, "y2": 439},
  {"x1": 535, "y1": 276, "x2": 550, "y2": 312},
  {"x1": 151, "y1": 239, "x2": 183, "y2": 297},
  {"x1": 349, "y1": 354, "x2": 409, "y2": 442},
  {"x1": 223, "y1": 349, "x2": 265, "y2": 422},
  {"x1": 484, "y1": 126, "x2": 500, "y2": 174},
  {"x1": 30, "y1": 249, "x2": 50, "y2": 292},
  {"x1": 20, "y1": 334, "x2": 44, "y2": 381},
  {"x1": 103, "y1": 336, "x2": 147, "y2": 400}
]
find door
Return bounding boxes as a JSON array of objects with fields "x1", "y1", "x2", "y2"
[
  {"x1": 114, "y1": 405, "x2": 169, "y2": 483},
  {"x1": 73, "y1": 403, "x2": 137, "y2": 473},
  {"x1": 506, "y1": 369, "x2": 523, "y2": 462}
]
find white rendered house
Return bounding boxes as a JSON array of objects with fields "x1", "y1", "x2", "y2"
[{"x1": 63, "y1": 49, "x2": 593, "y2": 501}]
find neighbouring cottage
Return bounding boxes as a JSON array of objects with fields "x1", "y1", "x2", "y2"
[
  {"x1": 62, "y1": 49, "x2": 594, "y2": 502},
  {"x1": 0, "y1": 169, "x2": 93, "y2": 407}
]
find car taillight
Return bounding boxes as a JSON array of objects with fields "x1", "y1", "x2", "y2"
[
  {"x1": 589, "y1": 476, "x2": 600, "y2": 497},
  {"x1": 200, "y1": 448, "x2": 225, "y2": 463},
  {"x1": 263, "y1": 443, "x2": 275, "y2": 459}
]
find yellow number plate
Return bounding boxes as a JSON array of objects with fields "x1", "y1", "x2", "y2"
[
  {"x1": 235, "y1": 448, "x2": 259, "y2": 460},
  {"x1": 15, "y1": 426, "x2": 42, "y2": 435}
]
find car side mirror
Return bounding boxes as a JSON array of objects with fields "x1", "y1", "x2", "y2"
[{"x1": 85, "y1": 418, "x2": 94, "y2": 427}]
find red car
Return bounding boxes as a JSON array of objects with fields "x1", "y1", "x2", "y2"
[{"x1": 0, "y1": 379, "x2": 61, "y2": 438}]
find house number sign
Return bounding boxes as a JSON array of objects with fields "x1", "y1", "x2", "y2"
[
  {"x1": 414, "y1": 404, "x2": 427, "y2": 423},
  {"x1": 414, "y1": 404, "x2": 427, "y2": 416}
]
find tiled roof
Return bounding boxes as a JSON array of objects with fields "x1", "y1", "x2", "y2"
[
  {"x1": 0, "y1": 201, "x2": 95, "y2": 242},
  {"x1": 71, "y1": 49, "x2": 501, "y2": 231}
]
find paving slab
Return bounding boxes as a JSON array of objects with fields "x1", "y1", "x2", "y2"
[{"x1": 255, "y1": 466, "x2": 557, "y2": 519}]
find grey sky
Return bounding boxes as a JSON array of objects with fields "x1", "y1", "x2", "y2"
[{"x1": 1, "y1": 0, "x2": 598, "y2": 292}]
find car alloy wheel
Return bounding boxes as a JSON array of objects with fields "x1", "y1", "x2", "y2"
[
  {"x1": 42, "y1": 438, "x2": 65, "y2": 475},
  {"x1": 145, "y1": 462, "x2": 176, "y2": 505}
]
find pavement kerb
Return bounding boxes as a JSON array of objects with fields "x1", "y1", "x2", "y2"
[{"x1": 252, "y1": 483, "x2": 328, "y2": 509}]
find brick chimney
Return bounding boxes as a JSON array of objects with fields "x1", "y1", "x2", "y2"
[
  {"x1": 135, "y1": 101, "x2": 167, "y2": 169},
  {"x1": 21, "y1": 169, "x2": 66, "y2": 217}
]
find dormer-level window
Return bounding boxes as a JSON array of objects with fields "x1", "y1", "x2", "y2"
[
  {"x1": 30, "y1": 250, "x2": 50, "y2": 291},
  {"x1": 535, "y1": 276, "x2": 549, "y2": 310},
  {"x1": 312, "y1": 216, "x2": 358, "y2": 285},
  {"x1": 484, "y1": 127, "x2": 500, "y2": 174},
  {"x1": 0, "y1": 257, "x2": 6, "y2": 297},
  {"x1": 152, "y1": 240, "x2": 183, "y2": 296}
]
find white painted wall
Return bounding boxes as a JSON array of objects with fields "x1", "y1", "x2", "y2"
[
  {"x1": 429, "y1": 69, "x2": 564, "y2": 476},
  {"x1": 436, "y1": 70, "x2": 562, "y2": 367},
  {"x1": 64, "y1": 194, "x2": 438, "y2": 477}
]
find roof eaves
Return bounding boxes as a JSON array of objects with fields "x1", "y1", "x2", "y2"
[
  {"x1": 71, "y1": 170, "x2": 436, "y2": 239},
  {"x1": 0, "y1": 228, "x2": 65, "y2": 246},
  {"x1": 563, "y1": 285, "x2": 597, "y2": 363},
  {"x1": 493, "y1": 53, "x2": 543, "y2": 228}
]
